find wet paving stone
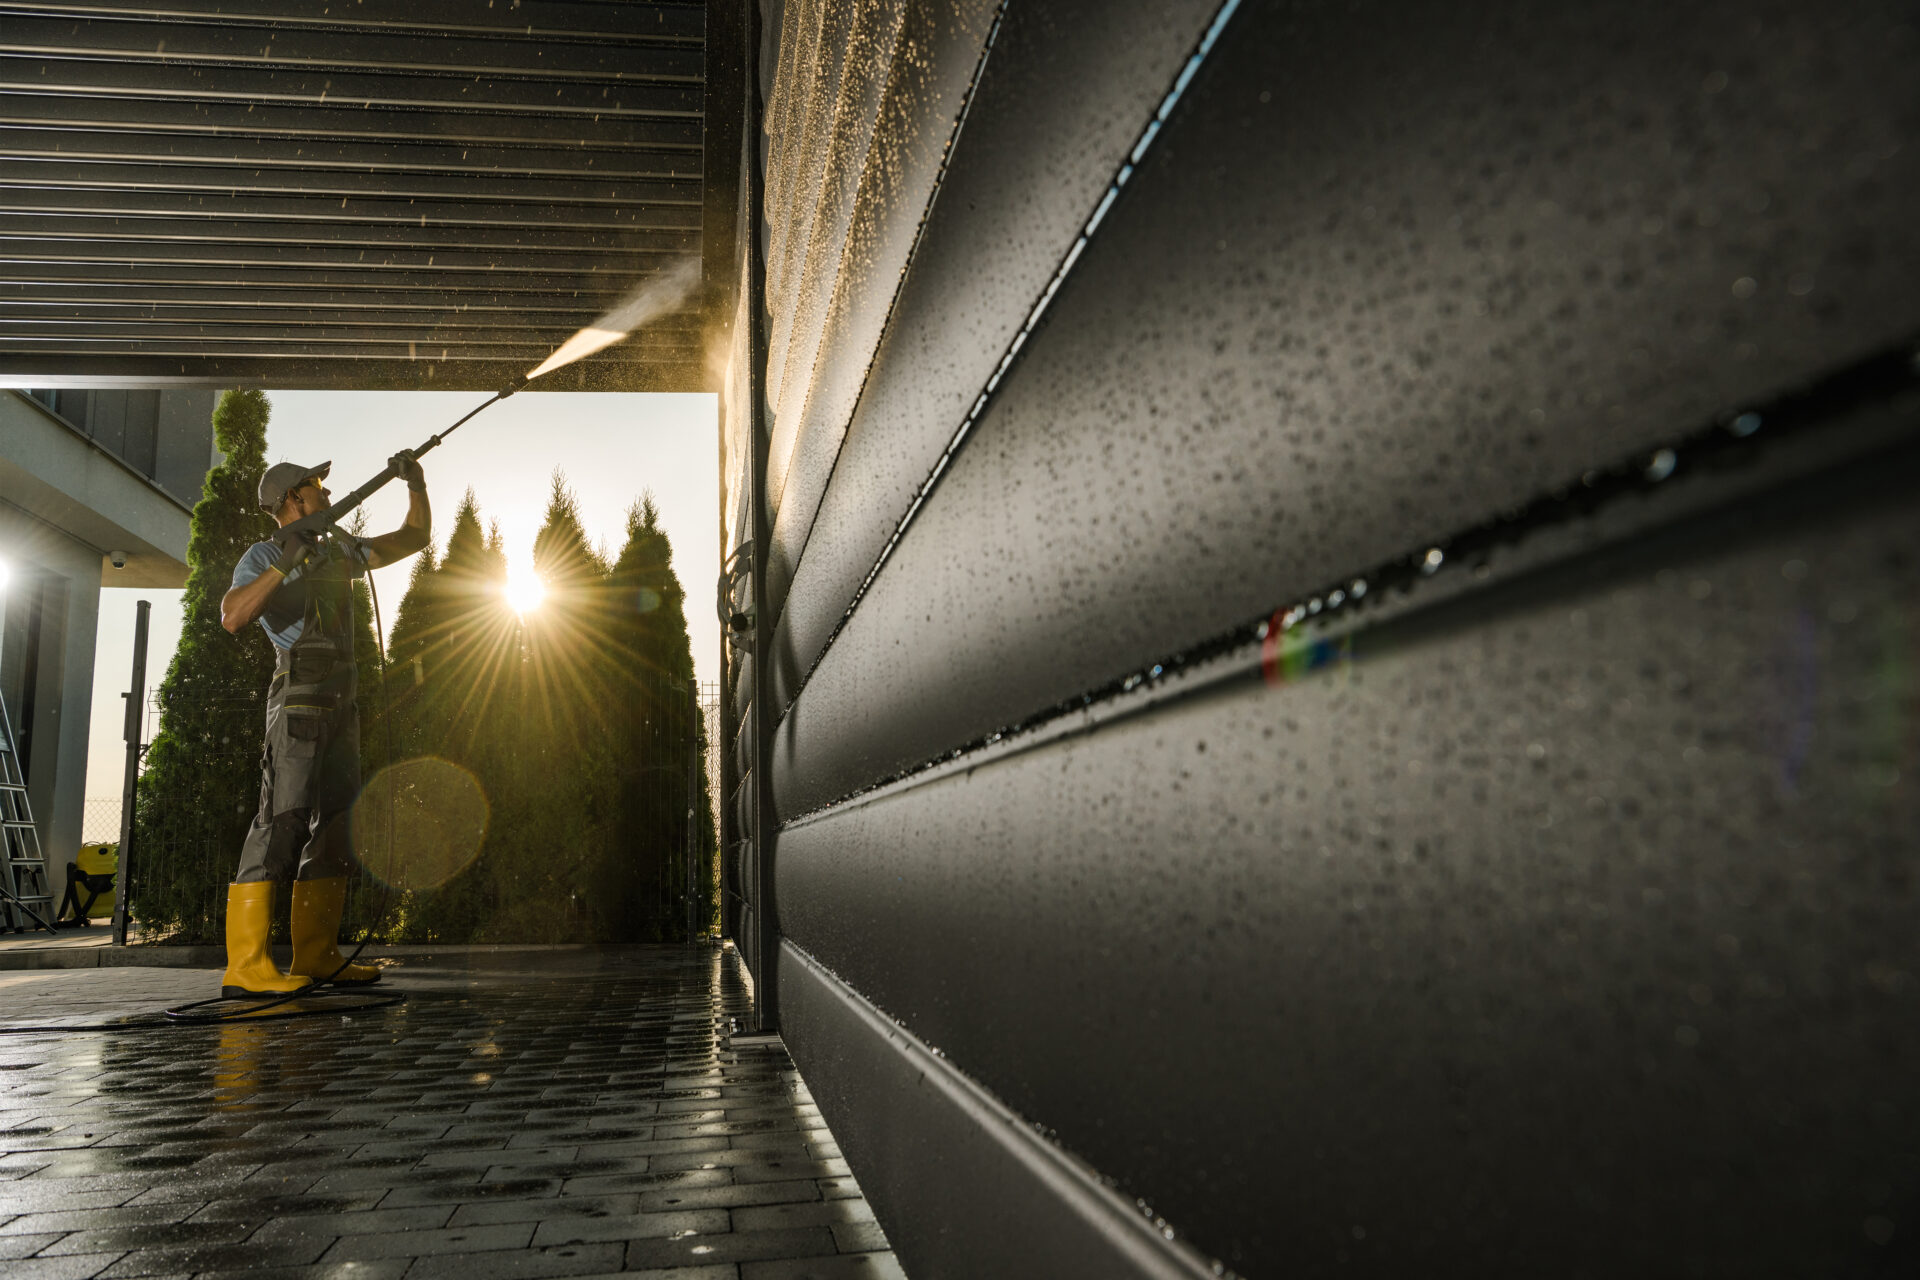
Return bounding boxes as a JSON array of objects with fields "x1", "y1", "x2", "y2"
[{"x1": 0, "y1": 947, "x2": 901, "y2": 1278}]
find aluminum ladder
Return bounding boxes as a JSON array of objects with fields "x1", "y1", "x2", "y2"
[{"x1": 0, "y1": 693, "x2": 56, "y2": 934}]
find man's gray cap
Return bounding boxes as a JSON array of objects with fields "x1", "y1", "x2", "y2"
[{"x1": 258, "y1": 460, "x2": 330, "y2": 511}]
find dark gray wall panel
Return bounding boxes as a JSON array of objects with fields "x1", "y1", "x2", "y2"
[
  {"x1": 760, "y1": 0, "x2": 1001, "y2": 533},
  {"x1": 153, "y1": 389, "x2": 215, "y2": 507},
  {"x1": 776, "y1": 451, "x2": 1920, "y2": 1275},
  {"x1": 772, "y1": 0, "x2": 1920, "y2": 815},
  {"x1": 779, "y1": 941, "x2": 1219, "y2": 1280},
  {"x1": 763, "y1": 0, "x2": 1225, "y2": 702}
]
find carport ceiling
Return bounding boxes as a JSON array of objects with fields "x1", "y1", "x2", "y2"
[{"x1": 0, "y1": 1, "x2": 728, "y2": 392}]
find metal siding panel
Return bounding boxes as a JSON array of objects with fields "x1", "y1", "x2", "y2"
[
  {"x1": 760, "y1": 0, "x2": 863, "y2": 399},
  {"x1": 0, "y1": 3, "x2": 709, "y2": 384},
  {"x1": 778, "y1": 941, "x2": 1221, "y2": 1280},
  {"x1": 0, "y1": 128, "x2": 702, "y2": 178},
  {"x1": 0, "y1": 260, "x2": 672, "y2": 295},
  {"x1": 757, "y1": 0, "x2": 826, "y2": 316},
  {"x1": 772, "y1": 0, "x2": 1920, "y2": 816},
  {"x1": 760, "y1": 0, "x2": 912, "y2": 508},
  {"x1": 0, "y1": 16, "x2": 704, "y2": 79},
  {"x1": 762, "y1": 0, "x2": 1230, "y2": 710},
  {"x1": 0, "y1": 354, "x2": 705, "y2": 391},
  {"x1": 759, "y1": 0, "x2": 1003, "y2": 561},
  {"x1": 0, "y1": 302, "x2": 685, "y2": 328},
  {"x1": 0, "y1": 215, "x2": 698, "y2": 250},
  {"x1": 0, "y1": 188, "x2": 699, "y2": 229},
  {"x1": 0, "y1": 1, "x2": 707, "y2": 41},
  {"x1": 0, "y1": 159, "x2": 699, "y2": 205},
  {"x1": 776, "y1": 449, "x2": 1920, "y2": 1275},
  {"x1": 0, "y1": 58, "x2": 704, "y2": 115},
  {"x1": 0, "y1": 94, "x2": 706, "y2": 148},
  {"x1": 0, "y1": 235, "x2": 695, "y2": 270}
]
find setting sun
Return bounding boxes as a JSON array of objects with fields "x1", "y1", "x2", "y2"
[{"x1": 503, "y1": 565, "x2": 546, "y2": 615}]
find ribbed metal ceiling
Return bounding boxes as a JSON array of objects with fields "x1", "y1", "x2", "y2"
[{"x1": 0, "y1": 1, "x2": 716, "y2": 391}]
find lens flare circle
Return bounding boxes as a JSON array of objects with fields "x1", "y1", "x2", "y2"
[{"x1": 351, "y1": 756, "x2": 490, "y2": 891}]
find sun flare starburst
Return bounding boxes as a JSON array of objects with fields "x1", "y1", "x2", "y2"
[{"x1": 503, "y1": 567, "x2": 546, "y2": 615}]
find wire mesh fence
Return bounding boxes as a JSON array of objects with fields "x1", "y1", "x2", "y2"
[
  {"x1": 81, "y1": 797, "x2": 124, "y2": 844},
  {"x1": 126, "y1": 683, "x2": 269, "y2": 943}
]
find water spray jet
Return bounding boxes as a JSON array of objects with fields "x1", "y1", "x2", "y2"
[{"x1": 281, "y1": 256, "x2": 703, "y2": 544}]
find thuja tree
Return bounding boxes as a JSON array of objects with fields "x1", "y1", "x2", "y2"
[
  {"x1": 132, "y1": 389, "x2": 277, "y2": 941},
  {"x1": 395, "y1": 491, "x2": 508, "y2": 758},
  {"x1": 610, "y1": 494, "x2": 716, "y2": 939},
  {"x1": 339, "y1": 510, "x2": 392, "y2": 941},
  {"x1": 377, "y1": 491, "x2": 513, "y2": 943},
  {"x1": 478, "y1": 473, "x2": 621, "y2": 942},
  {"x1": 359, "y1": 479, "x2": 714, "y2": 945}
]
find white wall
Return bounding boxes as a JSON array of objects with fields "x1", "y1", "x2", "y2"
[{"x1": 0, "y1": 502, "x2": 103, "y2": 920}]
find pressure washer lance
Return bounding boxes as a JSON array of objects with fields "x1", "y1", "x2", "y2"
[
  {"x1": 0, "y1": 284, "x2": 684, "y2": 1031},
  {"x1": 159, "y1": 375, "x2": 533, "y2": 1026},
  {"x1": 0, "y1": 382, "x2": 543, "y2": 1033},
  {"x1": 154, "y1": 375, "x2": 537, "y2": 1024},
  {"x1": 278, "y1": 372, "x2": 532, "y2": 549}
]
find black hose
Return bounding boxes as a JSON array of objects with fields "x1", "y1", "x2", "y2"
[
  {"x1": 0, "y1": 535, "x2": 410, "y2": 1035},
  {"x1": 1, "y1": 384, "x2": 534, "y2": 1037},
  {"x1": 162, "y1": 532, "x2": 407, "y2": 1023}
]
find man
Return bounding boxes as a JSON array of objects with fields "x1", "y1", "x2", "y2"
[{"x1": 217, "y1": 453, "x2": 429, "y2": 997}]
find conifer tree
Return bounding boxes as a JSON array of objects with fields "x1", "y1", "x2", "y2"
[
  {"x1": 382, "y1": 543, "x2": 438, "y2": 695},
  {"x1": 132, "y1": 389, "x2": 277, "y2": 940},
  {"x1": 387, "y1": 492, "x2": 510, "y2": 760},
  {"x1": 346, "y1": 509, "x2": 386, "y2": 761},
  {"x1": 376, "y1": 491, "x2": 509, "y2": 942},
  {"x1": 476, "y1": 472, "x2": 620, "y2": 941},
  {"x1": 339, "y1": 510, "x2": 397, "y2": 936},
  {"x1": 611, "y1": 495, "x2": 716, "y2": 939},
  {"x1": 528, "y1": 472, "x2": 616, "y2": 747}
]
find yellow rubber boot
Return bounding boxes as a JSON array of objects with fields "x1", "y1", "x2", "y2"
[
  {"x1": 289, "y1": 877, "x2": 381, "y2": 986},
  {"x1": 221, "y1": 881, "x2": 313, "y2": 999}
]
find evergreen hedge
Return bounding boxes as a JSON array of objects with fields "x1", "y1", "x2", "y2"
[
  {"x1": 132, "y1": 423, "x2": 715, "y2": 945},
  {"x1": 131, "y1": 389, "x2": 277, "y2": 940}
]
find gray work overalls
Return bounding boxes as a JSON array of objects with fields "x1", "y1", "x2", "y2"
[{"x1": 234, "y1": 541, "x2": 362, "y2": 884}]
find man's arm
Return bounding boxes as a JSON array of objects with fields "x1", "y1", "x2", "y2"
[
  {"x1": 222, "y1": 542, "x2": 296, "y2": 634},
  {"x1": 361, "y1": 453, "x2": 430, "y2": 569}
]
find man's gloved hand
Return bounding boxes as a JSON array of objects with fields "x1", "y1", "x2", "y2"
[
  {"x1": 271, "y1": 526, "x2": 319, "y2": 578},
  {"x1": 390, "y1": 449, "x2": 426, "y2": 491}
]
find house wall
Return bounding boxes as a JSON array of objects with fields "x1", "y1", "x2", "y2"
[
  {"x1": 0, "y1": 504, "x2": 103, "y2": 924},
  {"x1": 24, "y1": 388, "x2": 217, "y2": 512},
  {"x1": 720, "y1": 2, "x2": 1920, "y2": 1275},
  {"x1": 1, "y1": 389, "x2": 210, "y2": 921}
]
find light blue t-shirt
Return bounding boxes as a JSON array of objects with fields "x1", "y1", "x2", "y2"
[{"x1": 232, "y1": 538, "x2": 369, "y2": 651}]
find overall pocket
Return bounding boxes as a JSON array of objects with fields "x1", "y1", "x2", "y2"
[
  {"x1": 269, "y1": 703, "x2": 329, "y2": 814},
  {"x1": 281, "y1": 692, "x2": 338, "y2": 743},
  {"x1": 289, "y1": 634, "x2": 340, "y2": 684}
]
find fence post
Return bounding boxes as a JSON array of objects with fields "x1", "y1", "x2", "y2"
[
  {"x1": 686, "y1": 677, "x2": 698, "y2": 945},
  {"x1": 112, "y1": 599, "x2": 150, "y2": 946}
]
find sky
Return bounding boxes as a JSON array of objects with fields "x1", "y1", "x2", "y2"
[{"x1": 84, "y1": 390, "x2": 719, "y2": 799}]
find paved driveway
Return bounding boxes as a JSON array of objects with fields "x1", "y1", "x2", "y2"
[{"x1": 0, "y1": 946, "x2": 902, "y2": 1279}]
